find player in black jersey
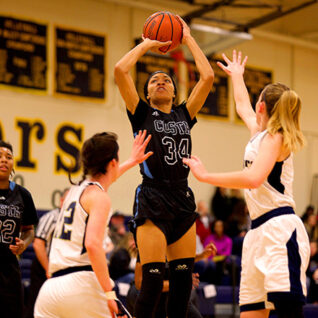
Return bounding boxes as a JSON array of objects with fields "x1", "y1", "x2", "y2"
[
  {"x1": 115, "y1": 17, "x2": 214, "y2": 318},
  {"x1": 0, "y1": 141, "x2": 38, "y2": 318}
]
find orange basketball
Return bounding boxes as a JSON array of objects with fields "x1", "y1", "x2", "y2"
[{"x1": 143, "y1": 11, "x2": 183, "y2": 53}]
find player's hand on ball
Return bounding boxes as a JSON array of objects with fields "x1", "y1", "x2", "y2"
[
  {"x1": 142, "y1": 36, "x2": 172, "y2": 54},
  {"x1": 176, "y1": 15, "x2": 191, "y2": 44},
  {"x1": 183, "y1": 155, "x2": 208, "y2": 182}
]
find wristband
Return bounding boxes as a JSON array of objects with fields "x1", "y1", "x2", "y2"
[{"x1": 105, "y1": 290, "x2": 117, "y2": 300}]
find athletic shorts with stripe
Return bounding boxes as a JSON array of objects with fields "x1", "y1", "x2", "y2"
[
  {"x1": 130, "y1": 178, "x2": 198, "y2": 245},
  {"x1": 239, "y1": 208, "x2": 310, "y2": 312}
]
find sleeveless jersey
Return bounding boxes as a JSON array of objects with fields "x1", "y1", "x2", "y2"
[
  {"x1": 0, "y1": 181, "x2": 38, "y2": 262},
  {"x1": 127, "y1": 98, "x2": 197, "y2": 182},
  {"x1": 49, "y1": 180, "x2": 111, "y2": 275},
  {"x1": 243, "y1": 130, "x2": 295, "y2": 220}
]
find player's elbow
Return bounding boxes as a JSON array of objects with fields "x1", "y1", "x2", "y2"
[
  {"x1": 85, "y1": 237, "x2": 100, "y2": 253},
  {"x1": 114, "y1": 62, "x2": 126, "y2": 78},
  {"x1": 247, "y1": 175, "x2": 263, "y2": 189},
  {"x1": 201, "y1": 69, "x2": 214, "y2": 84}
]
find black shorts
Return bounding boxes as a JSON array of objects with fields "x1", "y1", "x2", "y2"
[
  {"x1": 130, "y1": 178, "x2": 198, "y2": 245},
  {"x1": 0, "y1": 257, "x2": 23, "y2": 318}
]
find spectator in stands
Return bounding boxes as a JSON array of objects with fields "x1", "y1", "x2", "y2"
[
  {"x1": 306, "y1": 239, "x2": 318, "y2": 303},
  {"x1": 109, "y1": 210, "x2": 127, "y2": 246},
  {"x1": 301, "y1": 205, "x2": 315, "y2": 223},
  {"x1": 303, "y1": 211, "x2": 318, "y2": 241},
  {"x1": 210, "y1": 187, "x2": 232, "y2": 222},
  {"x1": 204, "y1": 220, "x2": 233, "y2": 285},
  {"x1": 108, "y1": 232, "x2": 137, "y2": 282},
  {"x1": 117, "y1": 232, "x2": 138, "y2": 271},
  {"x1": 194, "y1": 235, "x2": 217, "y2": 284},
  {"x1": 196, "y1": 200, "x2": 213, "y2": 244},
  {"x1": 23, "y1": 189, "x2": 69, "y2": 318},
  {"x1": 0, "y1": 141, "x2": 38, "y2": 318}
]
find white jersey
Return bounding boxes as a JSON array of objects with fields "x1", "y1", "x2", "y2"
[
  {"x1": 49, "y1": 180, "x2": 112, "y2": 275},
  {"x1": 243, "y1": 130, "x2": 295, "y2": 220}
]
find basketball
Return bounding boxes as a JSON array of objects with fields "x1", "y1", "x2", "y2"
[{"x1": 143, "y1": 11, "x2": 183, "y2": 53}]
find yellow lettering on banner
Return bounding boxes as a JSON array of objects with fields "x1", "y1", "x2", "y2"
[
  {"x1": 54, "y1": 123, "x2": 84, "y2": 176},
  {"x1": 15, "y1": 118, "x2": 46, "y2": 171}
]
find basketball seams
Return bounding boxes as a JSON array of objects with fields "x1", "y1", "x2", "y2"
[
  {"x1": 155, "y1": 13, "x2": 165, "y2": 41},
  {"x1": 143, "y1": 12, "x2": 162, "y2": 36},
  {"x1": 164, "y1": 12, "x2": 173, "y2": 53}
]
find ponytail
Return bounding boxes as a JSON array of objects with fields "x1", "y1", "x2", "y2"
[{"x1": 266, "y1": 87, "x2": 305, "y2": 153}]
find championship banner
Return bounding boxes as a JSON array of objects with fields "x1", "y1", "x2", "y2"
[
  {"x1": 54, "y1": 26, "x2": 106, "y2": 101},
  {"x1": 187, "y1": 59, "x2": 229, "y2": 119},
  {"x1": 0, "y1": 15, "x2": 47, "y2": 91}
]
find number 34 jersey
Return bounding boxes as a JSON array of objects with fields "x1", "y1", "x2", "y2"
[
  {"x1": 49, "y1": 180, "x2": 111, "y2": 275},
  {"x1": 127, "y1": 99, "x2": 197, "y2": 182}
]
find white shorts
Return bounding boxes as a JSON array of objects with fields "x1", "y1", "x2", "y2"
[
  {"x1": 34, "y1": 270, "x2": 112, "y2": 318},
  {"x1": 239, "y1": 210, "x2": 310, "y2": 312}
]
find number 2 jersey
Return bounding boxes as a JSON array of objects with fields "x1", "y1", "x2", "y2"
[
  {"x1": 0, "y1": 181, "x2": 38, "y2": 263},
  {"x1": 49, "y1": 180, "x2": 112, "y2": 275},
  {"x1": 127, "y1": 98, "x2": 197, "y2": 182}
]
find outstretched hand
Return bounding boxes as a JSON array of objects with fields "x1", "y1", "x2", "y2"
[
  {"x1": 131, "y1": 130, "x2": 153, "y2": 164},
  {"x1": 182, "y1": 155, "x2": 208, "y2": 182},
  {"x1": 217, "y1": 50, "x2": 248, "y2": 76}
]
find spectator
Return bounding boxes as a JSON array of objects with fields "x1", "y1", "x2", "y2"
[
  {"x1": 210, "y1": 187, "x2": 232, "y2": 222},
  {"x1": 196, "y1": 200, "x2": 213, "y2": 244},
  {"x1": 304, "y1": 213, "x2": 318, "y2": 241},
  {"x1": 306, "y1": 240, "x2": 318, "y2": 303},
  {"x1": 301, "y1": 205, "x2": 315, "y2": 223},
  {"x1": 109, "y1": 210, "x2": 127, "y2": 246},
  {"x1": 204, "y1": 220, "x2": 233, "y2": 285}
]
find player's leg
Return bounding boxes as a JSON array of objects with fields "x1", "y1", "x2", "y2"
[
  {"x1": 166, "y1": 223, "x2": 196, "y2": 318},
  {"x1": 134, "y1": 219, "x2": 167, "y2": 318}
]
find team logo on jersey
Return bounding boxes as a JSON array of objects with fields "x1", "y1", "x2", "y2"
[
  {"x1": 152, "y1": 111, "x2": 159, "y2": 116},
  {"x1": 176, "y1": 264, "x2": 188, "y2": 271},
  {"x1": 149, "y1": 268, "x2": 161, "y2": 274}
]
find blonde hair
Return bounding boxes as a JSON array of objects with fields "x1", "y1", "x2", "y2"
[{"x1": 262, "y1": 83, "x2": 305, "y2": 153}]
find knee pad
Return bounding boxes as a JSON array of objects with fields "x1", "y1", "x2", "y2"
[
  {"x1": 167, "y1": 258, "x2": 195, "y2": 318},
  {"x1": 134, "y1": 262, "x2": 165, "y2": 318}
]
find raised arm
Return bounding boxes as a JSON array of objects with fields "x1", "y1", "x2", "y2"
[
  {"x1": 217, "y1": 50, "x2": 259, "y2": 136},
  {"x1": 118, "y1": 130, "x2": 153, "y2": 177},
  {"x1": 114, "y1": 39, "x2": 172, "y2": 114},
  {"x1": 178, "y1": 17, "x2": 214, "y2": 119}
]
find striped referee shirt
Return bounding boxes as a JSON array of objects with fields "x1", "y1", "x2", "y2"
[{"x1": 35, "y1": 208, "x2": 60, "y2": 255}]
